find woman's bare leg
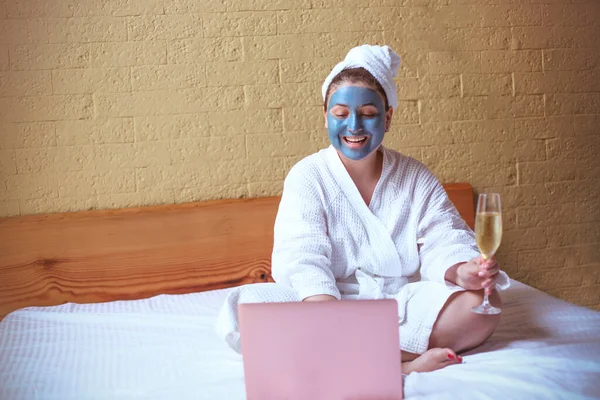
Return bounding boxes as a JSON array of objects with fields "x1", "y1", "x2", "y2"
[
  {"x1": 401, "y1": 289, "x2": 502, "y2": 373},
  {"x1": 428, "y1": 289, "x2": 502, "y2": 352},
  {"x1": 401, "y1": 351, "x2": 419, "y2": 362}
]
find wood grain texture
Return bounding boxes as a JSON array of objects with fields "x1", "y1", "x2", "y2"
[
  {"x1": 0, "y1": 197, "x2": 279, "y2": 321},
  {"x1": 0, "y1": 184, "x2": 474, "y2": 321}
]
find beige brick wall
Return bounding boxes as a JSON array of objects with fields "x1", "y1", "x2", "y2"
[{"x1": 0, "y1": 0, "x2": 598, "y2": 309}]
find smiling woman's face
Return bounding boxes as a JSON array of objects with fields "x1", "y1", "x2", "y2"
[{"x1": 325, "y1": 83, "x2": 387, "y2": 161}]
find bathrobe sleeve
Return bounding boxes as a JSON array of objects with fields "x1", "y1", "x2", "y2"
[
  {"x1": 270, "y1": 163, "x2": 341, "y2": 300},
  {"x1": 415, "y1": 166, "x2": 510, "y2": 289},
  {"x1": 415, "y1": 168, "x2": 483, "y2": 285}
]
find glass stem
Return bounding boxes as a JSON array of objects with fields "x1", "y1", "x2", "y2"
[
  {"x1": 481, "y1": 255, "x2": 492, "y2": 308},
  {"x1": 482, "y1": 290, "x2": 490, "y2": 307},
  {"x1": 481, "y1": 292, "x2": 491, "y2": 308}
]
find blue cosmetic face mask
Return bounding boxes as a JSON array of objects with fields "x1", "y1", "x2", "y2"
[{"x1": 326, "y1": 86, "x2": 386, "y2": 161}]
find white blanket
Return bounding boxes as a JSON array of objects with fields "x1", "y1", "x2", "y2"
[{"x1": 1, "y1": 280, "x2": 599, "y2": 400}]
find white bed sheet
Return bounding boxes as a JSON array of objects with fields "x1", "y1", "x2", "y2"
[{"x1": 1, "y1": 280, "x2": 599, "y2": 400}]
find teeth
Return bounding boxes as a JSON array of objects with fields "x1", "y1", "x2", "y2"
[{"x1": 345, "y1": 136, "x2": 366, "y2": 143}]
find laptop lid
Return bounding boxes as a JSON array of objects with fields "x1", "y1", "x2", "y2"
[{"x1": 239, "y1": 299, "x2": 403, "y2": 400}]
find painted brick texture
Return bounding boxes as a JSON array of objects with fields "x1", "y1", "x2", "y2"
[{"x1": 0, "y1": 0, "x2": 599, "y2": 310}]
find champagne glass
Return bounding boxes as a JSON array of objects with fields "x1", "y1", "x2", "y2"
[{"x1": 471, "y1": 193, "x2": 503, "y2": 315}]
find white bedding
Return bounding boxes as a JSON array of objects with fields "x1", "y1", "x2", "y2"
[{"x1": 1, "y1": 280, "x2": 599, "y2": 400}]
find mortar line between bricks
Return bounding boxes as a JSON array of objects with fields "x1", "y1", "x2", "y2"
[
  {"x1": 44, "y1": 16, "x2": 50, "y2": 45},
  {"x1": 511, "y1": 72, "x2": 515, "y2": 97},
  {"x1": 128, "y1": 66, "x2": 134, "y2": 101},
  {"x1": 49, "y1": 68, "x2": 56, "y2": 96},
  {"x1": 277, "y1": 59, "x2": 282, "y2": 85},
  {"x1": 243, "y1": 133, "x2": 250, "y2": 159},
  {"x1": 542, "y1": 93, "x2": 553, "y2": 119},
  {"x1": 541, "y1": 49, "x2": 545, "y2": 73},
  {"x1": 165, "y1": 40, "x2": 170, "y2": 65}
]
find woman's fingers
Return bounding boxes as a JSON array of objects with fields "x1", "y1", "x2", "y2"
[
  {"x1": 478, "y1": 266, "x2": 500, "y2": 278},
  {"x1": 482, "y1": 275, "x2": 497, "y2": 289}
]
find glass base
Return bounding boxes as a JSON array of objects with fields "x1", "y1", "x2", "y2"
[{"x1": 471, "y1": 303, "x2": 502, "y2": 315}]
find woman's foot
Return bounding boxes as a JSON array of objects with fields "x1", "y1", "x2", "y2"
[{"x1": 402, "y1": 348, "x2": 462, "y2": 374}]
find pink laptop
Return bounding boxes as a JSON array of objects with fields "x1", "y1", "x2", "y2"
[{"x1": 238, "y1": 299, "x2": 403, "y2": 400}]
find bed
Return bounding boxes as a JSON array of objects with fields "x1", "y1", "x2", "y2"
[{"x1": 1, "y1": 184, "x2": 599, "y2": 400}]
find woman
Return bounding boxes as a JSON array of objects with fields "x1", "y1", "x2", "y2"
[{"x1": 217, "y1": 44, "x2": 510, "y2": 374}]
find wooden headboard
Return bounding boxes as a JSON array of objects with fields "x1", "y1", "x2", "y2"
[{"x1": 0, "y1": 183, "x2": 474, "y2": 321}]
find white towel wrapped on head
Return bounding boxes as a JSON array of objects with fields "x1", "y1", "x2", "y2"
[{"x1": 321, "y1": 44, "x2": 401, "y2": 109}]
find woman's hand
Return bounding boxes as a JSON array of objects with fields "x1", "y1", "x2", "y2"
[
  {"x1": 302, "y1": 294, "x2": 338, "y2": 302},
  {"x1": 453, "y1": 256, "x2": 500, "y2": 293}
]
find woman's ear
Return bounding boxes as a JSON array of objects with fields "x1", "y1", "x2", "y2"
[
  {"x1": 323, "y1": 107, "x2": 328, "y2": 129},
  {"x1": 385, "y1": 107, "x2": 394, "y2": 132}
]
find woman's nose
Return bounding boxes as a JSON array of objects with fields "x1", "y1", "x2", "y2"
[{"x1": 347, "y1": 113, "x2": 363, "y2": 133}]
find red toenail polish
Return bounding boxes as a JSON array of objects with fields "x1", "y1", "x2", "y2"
[
  {"x1": 448, "y1": 353, "x2": 455, "y2": 360},
  {"x1": 458, "y1": 356, "x2": 463, "y2": 362}
]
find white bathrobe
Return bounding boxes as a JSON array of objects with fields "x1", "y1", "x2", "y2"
[{"x1": 216, "y1": 145, "x2": 509, "y2": 354}]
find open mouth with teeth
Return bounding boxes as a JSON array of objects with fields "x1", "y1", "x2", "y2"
[{"x1": 342, "y1": 135, "x2": 369, "y2": 148}]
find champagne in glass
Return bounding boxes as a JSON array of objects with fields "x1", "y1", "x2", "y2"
[
  {"x1": 475, "y1": 211, "x2": 502, "y2": 259},
  {"x1": 471, "y1": 193, "x2": 503, "y2": 315}
]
